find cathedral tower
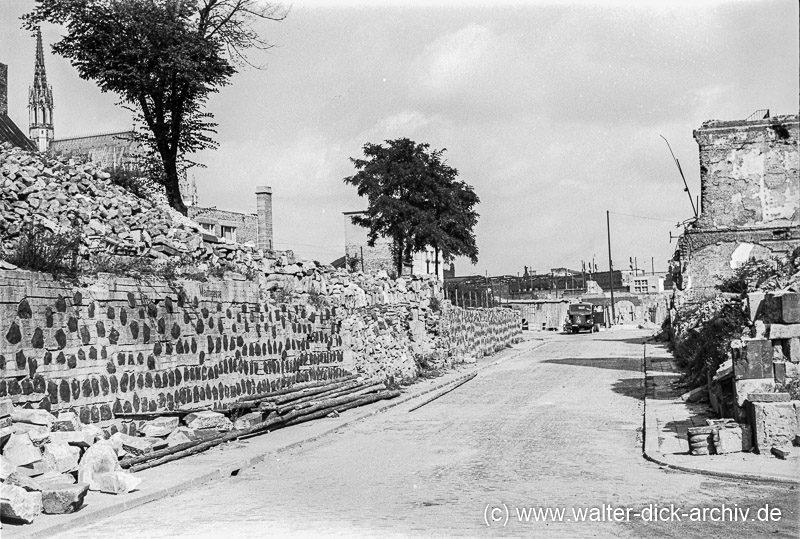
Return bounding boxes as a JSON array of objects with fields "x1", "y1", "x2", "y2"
[{"x1": 28, "y1": 28, "x2": 54, "y2": 152}]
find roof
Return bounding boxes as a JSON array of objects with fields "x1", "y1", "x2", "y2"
[
  {"x1": 0, "y1": 113, "x2": 37, "y2": 151},
  {"x1": 330, "y1": 255, "x2": 346, "y2": 268}
]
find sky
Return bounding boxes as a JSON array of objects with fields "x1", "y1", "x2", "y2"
[{"x1": 1, "y1": 0, "x2": 798, "y2": 276}]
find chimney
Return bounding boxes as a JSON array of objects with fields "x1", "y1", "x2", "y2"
[
  {"x1": 0, "y1": 63, "x2": 7, "y2": 116},
  {"x1": 256, "y1": 186, "x2": 273, "y2": 251}
]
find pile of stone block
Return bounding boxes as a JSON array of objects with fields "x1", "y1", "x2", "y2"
[
  {"x1": 687, "y1": 419, "x2": 752, "y2": 456},
  {"x1": 0, "y1": 398, "x2": 138, "y2": 525}
]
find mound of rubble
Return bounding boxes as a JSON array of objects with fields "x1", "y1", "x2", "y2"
[{"x1": 0, "y1": 142, "x2": 265, "y2": 273}]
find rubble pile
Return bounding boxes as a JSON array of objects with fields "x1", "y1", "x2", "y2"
[{"x1": 0, "y1": 143, "x2": 270, "y2": 273}]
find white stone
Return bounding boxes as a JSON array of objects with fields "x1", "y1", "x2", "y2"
[
  {"x1": 10, "y1": 408, "x2": 56, "y2": 428},
  {"x1": 54, "y1": 411, "x2": 82, "y2": 432},
  {"x1": 140, "y1": 416, "x2": 179, "y2": 438},
  {"x1": 3, "y1": 433, "x2": 42, "y2": 467},
  {"x1": 50, "y1": 430, "x2": 96, "y2": 448},
  {"x1": 94, "y1": 471, "x2": 142, "y2": 495},
  {"x1": 77, "y1": 440, "x2": 121, "y2": 490},
  {"x1": 11, "y1": 422, "x2": 51, "y2": 445},
  {"x1": 184, "y1": 410, "x2": 232, "y2": 431},
  {"x1": 0, "y1": 483, "x2": 42, "y2": 523},
  {"x1": 42, "y1": 442, "x2": 80, "y2": 473}
]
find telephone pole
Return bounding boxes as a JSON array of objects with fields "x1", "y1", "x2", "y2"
[{"x1": 606, "y1": 210, "x2": 616, "y2": 324}]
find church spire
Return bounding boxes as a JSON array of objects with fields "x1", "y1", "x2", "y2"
[{"x1": 28, "y1": 27, "x2": 54, "y2": 152}]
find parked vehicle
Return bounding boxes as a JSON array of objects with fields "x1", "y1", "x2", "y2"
[{"x1": 565, "y1": 302, "x2": 595, "y2": 333}]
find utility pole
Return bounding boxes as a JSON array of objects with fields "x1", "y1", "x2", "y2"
[
  {"x1": 606, "y1": 210, "x2": 616, "y2": 324},
  {"x1": 651, "y1": 256, "x2": 654, "y2": 276}
]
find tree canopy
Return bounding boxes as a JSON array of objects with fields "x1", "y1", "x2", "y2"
[
  {"x1": 343, "y1": 138, "x2": 479, "y2": 276},
  {"x1": 24, "y1": 0, "x2": 287, "y2": 214}
]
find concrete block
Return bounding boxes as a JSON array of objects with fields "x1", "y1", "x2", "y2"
[
  {"x1": 749, "y1": 401, "x2": 797, "y2": 453},
  {"x1": 41, "y1": 483, "x2": 89, "y2": 514},
  {"x1": 0, "y1": 483, "x2": 42, "y2": 524},
  {"x1": 766, "y1": 291, "x2": 800, "y2": 324},
  {"x1": 3, "y1": 433, "x2": 42, "y2": 467}
]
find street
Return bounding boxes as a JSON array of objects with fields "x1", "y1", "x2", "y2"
[{"x1": 54, "y1": 330, "x2": 798, "y2": 538}]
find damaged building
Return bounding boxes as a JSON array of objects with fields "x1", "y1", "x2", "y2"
[{"x1": 672, "y1": 113, "x2": 800, "y2": 292}]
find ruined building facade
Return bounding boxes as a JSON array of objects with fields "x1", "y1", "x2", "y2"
[{"x1": 672, "y1": 114, "x2": 800, "y2": 291}]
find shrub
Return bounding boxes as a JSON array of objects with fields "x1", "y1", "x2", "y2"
[
  {"x1": 429, "y1": 296, "x2": 441, "y2": 313},
  {"x1": 8, "y1": 223, "x2": 82, "y2": 278},
  {"x1": 671, "y1": 296, "x2": 749, "y2": 388}
]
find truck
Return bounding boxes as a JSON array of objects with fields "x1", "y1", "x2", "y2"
[{"x1": 564, "y1": 302, "x2": 595, "y2": 333}]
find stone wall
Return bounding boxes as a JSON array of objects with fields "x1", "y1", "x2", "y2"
[
  {"x1": 188, "y1": 206, "x2": 259, "y2": 246},
  {"x1": 343, "y1": 211, "x2": 395, "y2": 275},
  {"x1": 0, "y1": 269, "x2": 521, "y2": 425}
]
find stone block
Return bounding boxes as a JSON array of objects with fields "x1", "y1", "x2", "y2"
[
  {"x1": 10, "y1": 408, "x2": 55, "y2": 428},
  {"x1": 77, "y1": 440, "x2": 121, "y2": 490},
  {"x1": 94, "y1": 470, "x2": 142, "y2": 495},
  {"x1": 140, "y1": 416, "x2": 180, "y2": 438},
  {"x1": 184, "y1": 410, "x2": 232, "y2": 431},
  {"x1": 733, "y1": 339, "x2": 773, "y2": 379},
  {"x1": 781, "y1": 337, "x2": 800, "y2": 363},
  {"x1": 50, "y1": 430, "x2": 96, "y2": 448},
  {"x1": 0, "y1": 398, "x2": 12, "y2": 418},
  {"x1": 714, "y1": 425, "x2": 744, "y2": 454},
  {"x1": 0, "y1": 483, "x2": 42, "y2": 524},
  {"x1": 42, "y1": 442, "x2": 80, "y2": 473},
  {"x1": 12, "y1": 422, "x2": 51, "y2": 445},
  {"x1": 165, "y1": 427, "x2": 219, "y2": 447},
  {"x1": 0, "y1": 425, "x2": 12, "y2": 447},
  {"x1": 749, "y1": 401, "x2": 797, "y2": 453},
  {"x1": 748, "y1": 392, "x2": 790, "y2": 403},
  {"x1": 770, "y1": 446, "x2": 790, "y2": 459},
  {"x1": 41, "y1": 483, "x2": 89, "y2": 514},
  {"x1": 233, "y1": 412, "x2": 263, "y2": 431},
  {"x1": 54, "y1": 412, "x2": 82, "y2": 432},
  {"x1": 768, "y1": 324, "x2": 800, "y2": 340},
  {"x1": 115, "y1": 433, "x2": 164, "y2": 456},
  {"x1": 765, "y1": 291, "x2": 800, "y2": 324},
  {"x1": 14, "y1": 460, "x2": 53, "y2": 478},
  {"x1": 747, "y1": 292, "x2": 766, "y2": 322},
  {"x1": 3, "y1": 433, "x2": 42, "y2": 467},
  {"x1": 35, "y1": 471, "x2": 77, "y2": 488},
  {"x1": 734, "y1": 378, "x2": 774, "y2": 408},
  {"x1": 1, "y1": 454, "x2": 16, "y2": 480},
  {"x1": 4, "y1": 472, "x2": 43, "y2": 492}
]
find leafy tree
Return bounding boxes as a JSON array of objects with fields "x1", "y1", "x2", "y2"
[
  {"x1": 24, "y1": 0, "x2": 287, "y2": 214},
  {"x1": 344, "y1": 138, "x2": 479, "y2": 276}
]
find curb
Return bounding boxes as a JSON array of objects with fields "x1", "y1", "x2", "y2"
[
  {"x1": 17, "y1": 339, "x2": 548, "y2": 539},
  {"x1": 641, "y1": 345, "x2": 800, "y2": 487}
]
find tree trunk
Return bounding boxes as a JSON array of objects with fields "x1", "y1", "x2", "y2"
[
  {"x1": 161, "y1": 152, "x2": 187, "y2": 215},
  {"x1": 394, "y1": 237, "x2": 404, "y2": 276},
  {"x1": 434, "y1": 245, "x2": 440, "y2": 278}
]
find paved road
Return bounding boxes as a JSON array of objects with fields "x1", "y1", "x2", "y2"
[{"x1": 56, "y1": 330, "x2": 798, "y2": 538}]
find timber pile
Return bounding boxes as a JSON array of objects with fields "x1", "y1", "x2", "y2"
[{"x1": 0, "y1": 379, "x2": 399, "y2": 524}]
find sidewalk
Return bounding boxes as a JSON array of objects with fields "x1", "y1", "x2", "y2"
[
  {"x1": 6, "y1": 336, "x2": 548, "y2": 539},
  {"x1": 642, "y1": 340, "x2": 800, "y2": 485}
]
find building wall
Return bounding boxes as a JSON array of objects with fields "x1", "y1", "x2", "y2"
[
  {"x1": 694, "y1": 115, "x2": 799, "y2": 230},
  {"x1": 343, "y1": 212, "x2": 396, "y2": 275},
  {"x1": 188, "y1": 206, "x2": 259, "y2": 246},
  {"x1": 676, "y1": 115, "x2": 800, "y2": 291},
  {"x1": 50, "y1": 132, "x2": 144, "y2": 170}
]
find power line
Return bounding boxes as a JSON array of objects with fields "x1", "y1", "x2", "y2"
[{"x1": 608, "y1": 211, "x2": 677, "y2": 224}]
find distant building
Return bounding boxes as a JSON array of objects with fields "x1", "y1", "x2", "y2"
[
  {"x1": 343, "y1": 211, "x2": 444, "y2": 278},
  {"x1": 629, "y1": 274, "x2": 664, "y2": 294},
  {"x1": 672, "y1": 112, "x2": 800, "y2": 291},
  {"x1": 188, "y1": 186, "x2": 273, "y2": 250}
]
